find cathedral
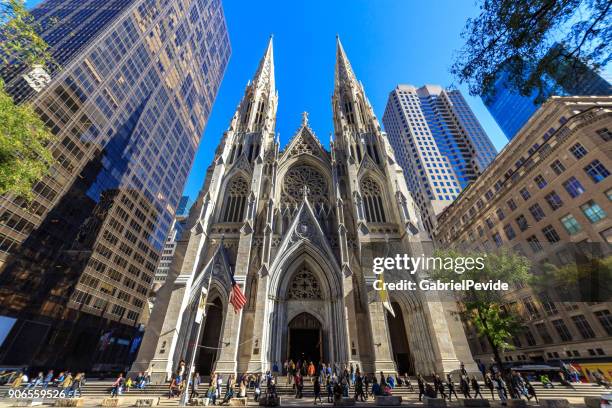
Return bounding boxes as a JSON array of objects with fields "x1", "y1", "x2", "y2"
[{"x1": 131, "y1": 37, "x2": 478, "y2": 381}]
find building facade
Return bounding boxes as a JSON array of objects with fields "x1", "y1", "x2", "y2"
[
  {"x1": 131, "y1": 38, "x2": 479, "y2": 381},
  {"x1": 435, "y1": 96, "x2": 612, "y2": 373},
  {"x1": 153, "y1": 213, "x2": 189, "y2": 290},
  {"x1": 382, "y1": 85, "x2": 497, "y2": 234},
  {"x1": 0, "y1": 0, "x2": 229, "y2": 371},
  {"x1": 482, "y1": 45, "x2": 612, "y2": 140}
]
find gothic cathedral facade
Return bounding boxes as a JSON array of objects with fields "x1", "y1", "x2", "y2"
[{"x1": 132, "y1": 37, "x2": 478, "y2": 381}]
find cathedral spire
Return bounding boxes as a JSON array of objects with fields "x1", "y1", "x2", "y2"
[
  {"x1": 229, "y1": 36, "x2": 278, "y2": 136},
  {"x1": 335, "y1": 36, "x2": 357, "y2": 89},
  {"x1": 252, "y1": 35, "x2": 275, "y2": 94}
]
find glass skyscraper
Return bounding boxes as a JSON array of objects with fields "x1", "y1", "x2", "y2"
[
  {"x1": 483, "y1": 44, "x2": 612, "y2": 140},
  {"x1": 383, "y1": 85, "x2": 497, "y2": 233},
  {"x1": 0, "y1": 0, "x2": 229, "y2": 371}
]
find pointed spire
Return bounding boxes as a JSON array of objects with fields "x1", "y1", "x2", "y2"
[
  {"x1": 252, "y1": 35, "x2": 275, "y2": 92},
  {"x1": 335, "y1": 36, "x2": 356, "y2": 88}
]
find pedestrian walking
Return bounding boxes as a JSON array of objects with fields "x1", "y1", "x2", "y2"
[
  {"x1": 110, "y1": 374, "x2": 123, "y2": 398},
  {"x1": 460, "y1": 375, "x2": 472, "y2": 399},
  {"x1": 379, "y1": 371, "x2": 387, "y2": 389},
  {"x1": 294, "y1": 372, "x2": 303, "y2": 398},
  {"x1": 354, "y1": 372, "x2": 365, "y2": 402},
  {"x1": 525, "y1": 380, "x2": 538, "y2": 403},
  {"x1": 434, "y1": 374, "x2": 447, "y2": 399},
  {"x1": 484, "y1": 373, "x2": 495, "y2": 400},
  {"x1": 313, "y1": 376, "x2": 322, "y2": 404},
  {"x1": 417, "y1": 374, "x2": 426, "y2": 402},
  {"x1": 190, "y1": 372, "x2": 200, "y2": 401},
  {"x1": 371, "y1": 377, "x2": 382, "y2": 396},
  {"x1": 254, "y1": 376, "x2": 261, "y2": 402},
  {"x1": 471, "y1": 376, "x2": 483, "y2": 399},
  {"x1": 446, "y1": 374, "x2": 459, "y2": 400},
  {"x1": 494, "y1": 373, "x2": 507, "y2": 402}
]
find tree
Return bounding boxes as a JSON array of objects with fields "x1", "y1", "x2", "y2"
[
  {"x1": 0, "y1": 80, "x2": 55, "y2": 199},
  {"x1": 1, "y1": 0, "x2": 53, "y2": 67},
  {"x1": 430, "y1": 249, "x2": 531, "y2": 373},
  {"x1": 451, "y1": 0, "x2": 611, "y2": 102},
  {"x1": 533, "y1": 255, "x2": 612, "y2": 302},
  {"x1": 0, "y1": 0, "x2": 56, "y2": 200}
]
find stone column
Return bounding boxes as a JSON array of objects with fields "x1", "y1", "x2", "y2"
[
  {"x1": 246, "y1": 274, "x2": 270, "y2": 372},
  {"x1": 364, "y1": 276, "x2": 396, "y2": 374},
  {"x1": 342, "y1": 273, "x2": 362, "y2": 369},
  {"x1": 214, "y1": 277, "x2": 245, "y2": 375}
]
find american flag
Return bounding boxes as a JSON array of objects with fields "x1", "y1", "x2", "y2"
[{"x1": 229, "y1": 276, "x2": 246, "y2": 313}]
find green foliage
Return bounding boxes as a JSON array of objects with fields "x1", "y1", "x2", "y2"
[
  {"x1": 0, "y1": 80, "x2": 55, "y2": 199},
  {"x1": 0, "y1": 1, "x2": 57, "y2": 200},
  {"x1": 534, "y1": 255, "x2": 612, "y2": 301},
  {"x1": 471, "y1": 304, "x2": 521, "y2": 353},
  {"x1": 431, "y1": 249, "x2": 531, "y2": 368},
  {"x1": 0, "y1": 0, "x2": 54, "y2": 67},
  {"x1": 431, "y1": 249, "x2": 531, "y2": 308},
  {"x1": 451, "y1": 0, "x2": 611, "y2": 102}
]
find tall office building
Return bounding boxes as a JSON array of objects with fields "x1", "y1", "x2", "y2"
[
  {"x1": 436, "y1": 96, "x2": 612, "y2": 373},
  {"x1": 483, "y1": 44, "x2": 612, "y2": 140},
  {"x1": 0, "y1": 0, "x2": 229, "y2": 371},
  {"x1": 175, "y1": 195, "x2": 191, "y2": 217},
  {"x1": 153, "y1": 211, "x2": 188, "y2": 290},
  {"x1": 383, "y1": 84, "x2": 497, "y2": 233}
]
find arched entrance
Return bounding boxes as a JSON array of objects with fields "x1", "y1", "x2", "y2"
[
  {"x1": 386, "y1": 302, "x2": 415, "y2": 375},
  {"x1": 196, "y1": 297, "x2": 224, "y2": 375},
  {"x1": 288, "y1": 312, "x2": 322, "y2": 363}
]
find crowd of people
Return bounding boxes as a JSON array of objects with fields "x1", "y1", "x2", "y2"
[
  {"x1": 109, "y1": 369, "x2": 152, "y2": 397},
  {"x1": 2, "y1": 357, "x2": 609, "y2": 404},
  {"x1": 1, "y1": 370, "x2": 86, "y2": 397},
  {"x1": 414, "y1": 370, "x2": 539, "y2": 403}
]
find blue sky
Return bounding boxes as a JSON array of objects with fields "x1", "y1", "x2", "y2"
[
  {"x1": 182, "y1": 0, "x2": 508, "y2": 201},
  {"x1": 27, "y1": 0, "x2": 509, "y2": 203}
]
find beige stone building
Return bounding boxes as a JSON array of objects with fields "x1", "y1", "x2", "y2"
[
  {"x1": 131, "y1": 37, "x2": 479, "y2": 380},
  {"x1": 435, "y1": 96, "x2": 612, "y2": 371}
]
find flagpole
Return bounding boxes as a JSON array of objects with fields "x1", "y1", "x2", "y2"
[
  {"x1": 381, "y1": 233, "x2": 395, "y2": 317},
  {"x1": 180, "y1": 272, "x2": 212, "y2": 407}
]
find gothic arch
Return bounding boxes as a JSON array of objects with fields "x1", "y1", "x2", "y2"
[
  {"x1": 265, "y1": 242, "x2": 348, "y2": 368},
  {"x1": 276, "y1": 160, "x2": 334, "y2": 235},
  {"x1": 360, "y1": 175, "x2": 387, "y2": 223},
  {"x1": 276, "y1": 154, "x2": 332, "y2": 204},
  {"x1": 219, "y1": 175, "x2": 250, "y2": 223},
  {"x1": 386, "y1": 291, "x2": 438, "y2": 375},
  {"x1": 286, "y1": 266, "x2": 323, "y2": 300},
  {"x1": 195, "y1": 290, "x2": 227, "y2": 375},
  {"x1": 270, "y1": 245, "x2": 342, "y2": 301}
]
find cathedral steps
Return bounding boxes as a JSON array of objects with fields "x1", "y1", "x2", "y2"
[{"x1": 0, "y1": 380, "x2": 608, "y2": 403}]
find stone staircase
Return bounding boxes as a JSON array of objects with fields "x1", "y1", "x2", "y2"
[{"x1": 0, "y1": 379, "x2": 608, "y2": 406}]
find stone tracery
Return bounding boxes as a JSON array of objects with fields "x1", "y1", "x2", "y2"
[
  {"x1": 287, "y1": 267, "x2": 323, "y2": 300},
  {"x1": 282, "y1": 165, "x2": 328, "y2": 206}
]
